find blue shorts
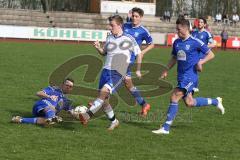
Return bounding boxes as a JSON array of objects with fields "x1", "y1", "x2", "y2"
[
  {"x1": 32, "y1": 100, "x2": 54, "y2": 118},
  {"x1": 98, "y1": 69, "x2": 124, "y2": 94},
  {"x1": 126, "y1": 54, "x2": 137, "y2": 77},
  {"x1": 177, "y1": 79, "x2": 198, "y2": 98}
]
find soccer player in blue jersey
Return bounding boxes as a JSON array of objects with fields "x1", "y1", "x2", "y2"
[
  {"x1": 78, "y1": 15, "x2": 142, "y2": 130},
  {"x1": 123, "y1": 7, "x2": 154, "y2": 116},
  {"x1": 152, "y1": 18, "x2": 225, "y2": 135},
  {"x1": 192, "y1": 17, "x2": 215, "y2": 50},
  {"x1": 11, "y1": 78, "x2": 76, "y2": 125},
  {"x1": 191, "y1": 17, "x2": 215, "y2": 92}
]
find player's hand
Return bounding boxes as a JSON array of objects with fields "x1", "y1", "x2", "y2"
[
  {"x1": 49, "y1": 95, "x2": 58, "y2": 102},
  {"x1": 93, "y1": 41, "x2": 101, "y2": 49},
  {"x1": 160, "y1": 70, "x2": 168, "y2": 79},
  {"x1": 136, "y1": 70, "x2": 142, "y2": 78},
  {"x1": 196, "y1": 60, "x2": 203, "y2": 72}
]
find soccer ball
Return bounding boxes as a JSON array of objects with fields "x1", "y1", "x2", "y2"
[{"x1": 74, "y1": 105, "x2": 88, "y2": 114}]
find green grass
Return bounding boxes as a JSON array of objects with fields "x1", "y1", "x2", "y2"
[{"x1": 0, "y1": 41, "x2": 240, "y2": 160}]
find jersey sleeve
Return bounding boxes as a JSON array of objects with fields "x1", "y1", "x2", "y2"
[
  {"x1": 42, "y1": 86, "x2": 54, "y2": 95},
  {"x1": 142, "y1": 29, "x2": 153, "y2": 44},
  {"x1": 171, "y1": 40, "x2": 177, "y2": 57},
  {"x1": 207, "y1": 31, "x2": 214, "y2": 44},
  {"x1": 196, "y1": 39, "x2": 210, "y2": 55}
]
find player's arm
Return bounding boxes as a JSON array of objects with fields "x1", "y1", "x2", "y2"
[
  {"x1": 36, "y1": 90, "x2": 50, "y2": 98},
  {"x1": 141, "y1": 43, "x2": 154, "y2": 56},
  {"x1": 161, "y1": 56, "x2": 177, "y2": 79},
  {"x1": 93, "y1": 40, "x2": 106, "y2": 56},
  {"x1": 135, "y1": 53, "x2": 142, "y2": 78},
  {"x1": 207, "y1": 37, "x2": 215, "y2": 48},
  {"x1": 196, "y1": 50, "x2": 215, "y2": 72},
  {"x1": 36, "y1": 88, "x2": 57, "y2": 101},
  {"x1": 208, "y1": 42, "x2": 215, "y2": 48},
  {"x1": 141, "y1": 32, "x2": 154, "y2": 56}
]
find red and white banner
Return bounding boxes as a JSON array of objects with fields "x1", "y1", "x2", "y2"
[
  {"x1": 167, "y1": 33, "x2": 178, "y2": 46},
  {"x1": 226, "y1": 37, "x2": 240, "y2": 49}
]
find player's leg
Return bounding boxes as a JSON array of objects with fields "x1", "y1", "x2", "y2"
[
  {"x1": 102, "y1": 100, "x2": 119, "y2": 131},
  {"x1": 79, "y1": 86, "x2": 109, "y2": 125},
  {"x1": 11, "y1": 105, "x2": 55, "y2": 125},
  {"x1": 79, "y1": 69, "x2": 123, "y2": 125},
  {"x1": 185, "y1": 94, "x2": 225, "y2": 114},
  {"x1": 152, "y1": 88, "x2": 184, "y2": 134},
  {"x1": 124, "y1": 75, "x2": 150, "y2": 116}
]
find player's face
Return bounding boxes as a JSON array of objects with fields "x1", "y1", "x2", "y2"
[
  {"x1": 176, "y1": 24, "x2": 189, "y2": 39},
  {"x1": 109, "y1": 20, "x2": 122, "y2": 35},
  {"x1": 198, "y1": 19, "x2": 206, "y2": 29},
  {"x1": 62, "y1": 80, "x2": 73, "y2": 94},
  {"x1": 132, "y1": 12, "x2": 142, "y2": 26}
]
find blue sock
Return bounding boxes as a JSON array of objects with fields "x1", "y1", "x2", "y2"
[
  {"x1": 162, "y1": 102, "x2": 178, "y2": 131},
  {"x1": 21, "y1": 117, "x2": 37, "y2": 124},
  {"x1": 194, "y1": 97, "x2": 218, "y2": 107},
  {"x1": 45, "y1": 109, "x2": 56, "y2": 119},
  {"x1": 130, "y1": 87, "x2": 146, "y2": 106}
]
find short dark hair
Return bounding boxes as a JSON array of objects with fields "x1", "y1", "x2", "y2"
[
  {"x1": 63, "y1": 77, "x2": 74, "y2": 84},
  {"x1": 176, "y1": 18, "x2": 190, "y2": 29},
  {"x1": 108, "y1": 15, "x2": 123, "y2": 25},
  {"x1": 132, "y1": 7, "x2": 144, "y2": 17},
  {"x1": 198, "y1": 17, "x2": 207, "y2": 24}
]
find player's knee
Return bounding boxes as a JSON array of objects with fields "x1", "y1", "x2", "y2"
[
  {"x1": 124, "y1": 77, "x2": 132, "y2": 89},
  {"x1": 36, "y1": 118, "x2": 47, "y2": 125},
  {"x1": 100, "y1": 87, "x2": 110, "y2": 99},
  {"x1": 185, "y1": 99, "x2": 194, "y2": 108},
  {"x1": 170, "y1": 91, "x2": 183, "y2": 102}
]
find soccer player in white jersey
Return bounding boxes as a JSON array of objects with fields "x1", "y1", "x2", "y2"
[
  {"x1": 78, "y1": 15, "x2": 142, "y2": 130},
  {"x1": 123, "y1": 7, "x2": 154, "y2": 116},
  {"x1": 152, "y1": 18, "x2": 224, "y2": 135}
]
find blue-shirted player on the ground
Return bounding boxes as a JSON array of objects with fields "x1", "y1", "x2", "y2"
[
  {"x1": 152, "y1": 18, "x2": 225, "y2": 135},
  {"x1": 123, "y1": 7, "x2": 154, "y2": 116},
  {"x1": 191, "y1": 17, "x2": 215, "y2": 92},
  {"x1": 11, "y1": 78, "x2": 76, "y2": 125},
  {"x1": 78, "y1": 15, "x2": 142, "y2": 130}
]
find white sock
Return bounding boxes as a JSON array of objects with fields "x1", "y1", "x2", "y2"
[{"x1": 89, "y1": 98, "x2": 104, "y2": 114}]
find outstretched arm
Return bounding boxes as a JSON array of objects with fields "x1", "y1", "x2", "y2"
[{"x1": 36, "y1": 91, "x2": 58, "y2": 101}]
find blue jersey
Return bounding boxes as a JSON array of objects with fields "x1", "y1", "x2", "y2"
[
  {"x1": 172, "y1": 36, "x2": 210, "y2": 82},
  {"x1": 192, "y1": 30, "x2": 213, "y2": 45},
  {"x1": 33, "y1": 86, "x2": 72, "y2": 114},
  {"x1": 123, "y1": 22, "x2": 153, "y2": 75},
  {"x1": 123, "y1": 22, "x2": 153, "y2": 47}
]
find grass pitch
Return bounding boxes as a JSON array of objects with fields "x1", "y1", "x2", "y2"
[{"x1": 0, "y1": 41, "x2": 240, "y2": 160}]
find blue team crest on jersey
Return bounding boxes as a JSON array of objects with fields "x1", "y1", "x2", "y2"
[
  {"x1": 134, "y1": 32, "x2": 139, "y2": 38},
  {"x1": 200, "y1": 35, "x2": 204, "y2": 39},
  {"x1": 177, "y1": 50, "x2": 187, "y2": 61},
  {"x1": 185, "y1": 45, "x2": 190, "y2": 50}
]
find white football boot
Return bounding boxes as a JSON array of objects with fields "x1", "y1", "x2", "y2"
[
  {"x1": 152, "y1": 127, "x2": 169, "y2": 135},
  {"x1": 108, "y1": 119, "x2": 119, "y2": 131},
  {"x1": 216, "y1": 97, "x2": 225, "y2": 115}
]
